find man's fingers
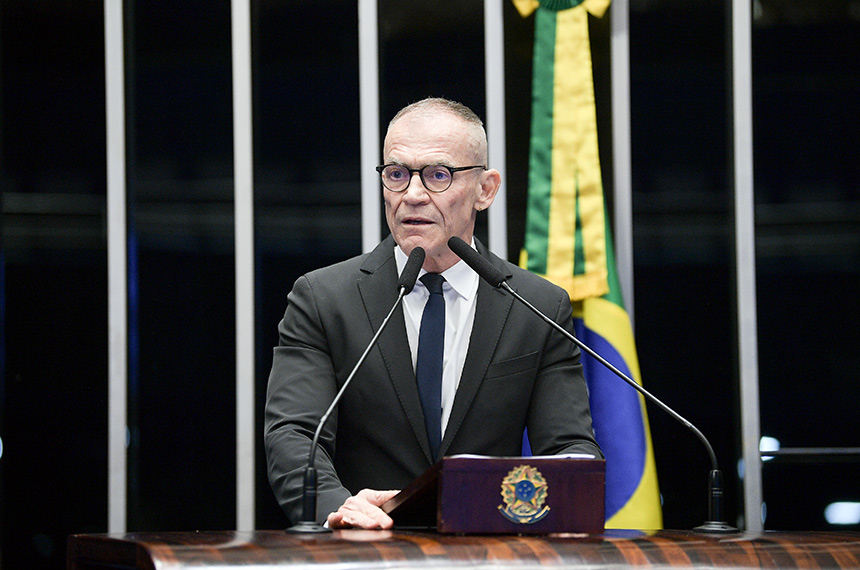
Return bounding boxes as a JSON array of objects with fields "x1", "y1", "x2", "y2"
[
  {"x1": 328, "y1": 508, "x2": 387, "y2": 530},
  {"x1": 357, "y1": 488, "x2": 400, "y2": 507},
  {"x1": 327, "y1": 489, "x2": 399, "y2": 530}
]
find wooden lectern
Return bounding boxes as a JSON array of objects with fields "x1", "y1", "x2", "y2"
[{"x1": 381, "y1": 455, "x2": 605, "y2": 534}]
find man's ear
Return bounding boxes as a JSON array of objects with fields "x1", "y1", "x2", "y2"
[{"x1": 475, "y1": 169, "x2": 501, "y2": 211}]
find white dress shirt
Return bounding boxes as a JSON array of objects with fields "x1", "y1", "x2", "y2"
[{"x1": 394, "y1": 243, "x2": 479, "y2": 439}]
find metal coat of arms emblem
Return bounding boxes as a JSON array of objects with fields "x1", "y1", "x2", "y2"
[{"x1": 498, "y1": 464, "x2": 550, "y2": 524}]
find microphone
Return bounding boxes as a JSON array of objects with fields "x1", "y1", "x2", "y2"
[
  {"x1": 447, "y1": 236, "x2": 736, "y2": 533},
  {"x1": 286, "y1": 246, "x2": 426, "y2": 533},
  {"x1": 398, "y1": 246, "x2": 424, "y2": 294}
]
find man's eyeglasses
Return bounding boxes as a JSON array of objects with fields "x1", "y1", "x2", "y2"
[{"x1": 376, "y1": 164, "x2": 486, "y2": 193}]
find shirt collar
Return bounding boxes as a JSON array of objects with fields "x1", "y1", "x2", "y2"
[{"x1": 394, "y1": 241, "x2": 480, "y2": 302}]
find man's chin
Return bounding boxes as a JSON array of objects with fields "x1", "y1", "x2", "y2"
[{"x1": 396, "y1": 234, "x2": 436, "y2": 254}]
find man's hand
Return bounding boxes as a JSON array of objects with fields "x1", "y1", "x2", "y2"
[{"x1": 326, "y1": 489, "x2": 400, "y2": 530}]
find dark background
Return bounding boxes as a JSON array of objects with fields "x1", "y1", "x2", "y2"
[{"x1": 2, "y1": 0, "x2": 858, "y2": 567}]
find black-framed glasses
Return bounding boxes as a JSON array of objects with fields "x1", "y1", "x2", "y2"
[{"x1": 376, "y1": 164, "x2": 486, "y2": 193}]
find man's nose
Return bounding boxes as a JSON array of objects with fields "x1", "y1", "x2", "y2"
[{"x1": 404, "y1": 171, "x2": 431, "y2": 197}]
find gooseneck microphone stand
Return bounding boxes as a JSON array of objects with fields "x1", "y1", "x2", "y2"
[
  {"x1": 447, "y1": 236, "x2": 736, "y2": 533},
  {"x1": 286, "y1": 247, "x2": 425, "y2": 533}
]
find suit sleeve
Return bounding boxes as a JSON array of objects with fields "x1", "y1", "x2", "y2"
[
  {"x1": 525, "y1": 285, "x2": 604, "y2": 460},
  {"x1": 264, "y1": 274, "x2": 351, "y2": 524}
]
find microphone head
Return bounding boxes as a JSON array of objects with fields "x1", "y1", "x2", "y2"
[
  {"x1": 447, "y1": 236, "x2": 506, "y2": 288},
  {"x1": 398, "y1": 247, "x2": 425, "y2": 293}
]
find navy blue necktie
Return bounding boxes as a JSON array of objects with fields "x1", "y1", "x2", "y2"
[{"x1": 416, "y1": 273, "x2": 445, "y2": 461}]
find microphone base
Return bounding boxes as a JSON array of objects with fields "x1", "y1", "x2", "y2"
[
  {"x1": 285, "y1": 520, "x2": 332, "y2": 534},
  {"x1": 693, "y1": 520, "x2": 738, "y2": 534}
]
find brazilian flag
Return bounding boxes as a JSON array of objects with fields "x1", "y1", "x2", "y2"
[{"x1": 515, "y1": 0, "x2": 663, "y2": 529}]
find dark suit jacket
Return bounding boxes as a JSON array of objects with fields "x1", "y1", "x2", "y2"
[{"x1": 265, "y1": 235, "x2": 602, "y2": 524}]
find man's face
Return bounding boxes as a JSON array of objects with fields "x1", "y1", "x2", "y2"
[{"x1": 382, "y1": 111, "x2": 498, "y2": 272}]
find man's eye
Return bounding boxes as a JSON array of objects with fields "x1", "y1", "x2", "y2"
[{"x1": 429, "y1": 168, "x2": 450, "y2": 181}]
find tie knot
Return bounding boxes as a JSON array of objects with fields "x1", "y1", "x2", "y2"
[{"x1": 421, "y1": 273, "x2": 445, "y2": 295}]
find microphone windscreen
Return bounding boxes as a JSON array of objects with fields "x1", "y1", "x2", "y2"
[
  {"x1": 398, "y1": 247, "x2": 425, "y2": 293},
  {"x1": 447, "y1": 236, "x2": 506, "y2": 287}
]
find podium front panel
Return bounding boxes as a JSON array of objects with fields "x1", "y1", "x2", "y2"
[{"x1": 437, "y1": 456, "x2": 605, "y2": 534}]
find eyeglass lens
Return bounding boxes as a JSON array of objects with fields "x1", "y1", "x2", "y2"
[{"x1": 381, "y1": 165, "x2": 453, "y2": 192}]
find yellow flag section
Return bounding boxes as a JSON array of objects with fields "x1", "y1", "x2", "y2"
[
  {"x1": 515, "y1": 0, "x2": 663, "y2": 529},
  {"x1": 516, "y1": 0, "x2": 609, "y2": 301}
]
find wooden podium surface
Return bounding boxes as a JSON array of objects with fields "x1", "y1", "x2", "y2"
[{"x1": 68, "y1": 529, "x2": 860, "y2": 570}]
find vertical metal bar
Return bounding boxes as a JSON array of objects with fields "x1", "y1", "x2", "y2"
[
  {"x1": 732, "y1": 0, "x2": 763, "y2": 531},
  {"x1": 610, "y1": 0, "x2": 634, "y2": 323},
  {"x1": 485, "y1": 0, "x2": 508, "y2": 257},
  {"x1": 359, "y1": 0, "x2": 381, "y2": 252},
  {"x1": 105, "y1": 0, "x2": 128, "y2": 534},
  {"x1": 231, "y1": 0, "x2": 255, "y2": 531}
]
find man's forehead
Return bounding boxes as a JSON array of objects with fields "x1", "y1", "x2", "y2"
[
  {"x1": 390, "y1": 109, "x2": 466, "y2": 134},
  {"x1": 384, "y1": 112, "x2": 477, "y2": 158}
]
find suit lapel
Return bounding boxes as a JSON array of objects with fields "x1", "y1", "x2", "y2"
[
  {"x1": 439, "y1": 240, "x2": 514, "y2": 457},
  {"x1": 357, "y1": 237, "x2": 433, "y2": 461}
]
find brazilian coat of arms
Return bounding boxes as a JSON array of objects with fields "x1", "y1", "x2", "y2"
[{"x1": 498, "y1": 464, "x2": 550, "y2": 524}]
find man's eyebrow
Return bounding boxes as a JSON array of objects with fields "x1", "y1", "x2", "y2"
[{"x1": 383, "y1": 160, "x2": 454, "y2": 168}]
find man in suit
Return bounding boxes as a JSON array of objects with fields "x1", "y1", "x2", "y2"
[{"x1": 265, "y1": 97, "x2": 602, "y2": 529}]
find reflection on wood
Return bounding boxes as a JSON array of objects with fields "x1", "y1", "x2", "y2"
[{"x1": 68, "y1": 529, "x2": 860, "y2": 569}]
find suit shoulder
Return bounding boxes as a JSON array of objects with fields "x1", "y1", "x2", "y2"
[
  {"x1": 289, "y1": 254, "x2": 369, "y2": 305},
  {"x1": 302, "y1": 237, "x2": 394, "y2": 287},
  {"x1": 303, "y1": 252, "x2": 369, "y2": 282}
]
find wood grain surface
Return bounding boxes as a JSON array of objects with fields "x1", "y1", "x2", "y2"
[{"x1": 68, "y1": 529, "x2": 860, "y2": 570}]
